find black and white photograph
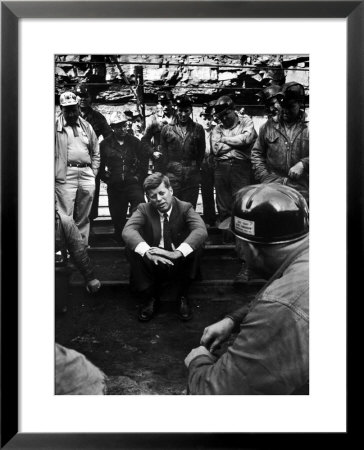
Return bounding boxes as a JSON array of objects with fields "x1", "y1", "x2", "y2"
[{"x1": 54, "y1": 53, "x2": 309, "y2": 396}]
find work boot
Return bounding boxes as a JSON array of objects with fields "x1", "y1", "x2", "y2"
[
  {"x1": 177, "y1": 296, "x2": 192, "y2": 321},
  {"x1": 138, "y1": 297, "x2": 158, "y2": 322},
  {"x1": 234, "y1": 265, "x2": 267, "y2": 286}
]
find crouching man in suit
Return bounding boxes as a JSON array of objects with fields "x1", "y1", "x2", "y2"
[{"x1": 122, "y1": 172, "x2": 208, "y2": 322}]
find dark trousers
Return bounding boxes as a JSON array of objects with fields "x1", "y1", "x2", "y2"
[
  {"x1": 89, "y1": 173, "x2": 101, "y2": 222},
  {"x1": 201, "y1": 159, "x2": 216, "y2": 225},
  {"x1": 167, "y1": 165, "x2": 201, "y2": 210},
  {"x1": 125, "y1": 247, "x2": 201, "y2": 299},
  {"x1": 107, "y1": 181, "x2": 145, "y2": 235},
  {"x1": 215, "y1": 159, "x2": 252, "y2": 221}
]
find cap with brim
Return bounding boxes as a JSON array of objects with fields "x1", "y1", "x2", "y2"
[{"x1": 60, "y1": 91, "x2": 78, "y2": 107}]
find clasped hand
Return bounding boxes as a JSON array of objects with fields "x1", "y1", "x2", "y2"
[
  {"x1": 145, "y1": 247, "x2": 183, "y2": 265},
  {"x1": 288, "y1": 161, "x2": 304, "y2": 180}
]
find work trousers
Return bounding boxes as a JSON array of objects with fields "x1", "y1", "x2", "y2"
[
  {"x1": 214, "y1": 159, "x2": 252, "y2": 221},
  {"x1": 200, "y1": 158, "x2": 216, "y2": 226},
  {"x1": 55, "y1": 166, "x2": 95, "y2": 245},
  {"x1": 107, "y1": 181, "x2": 145, "y2": 236},
  {"x1": 126, "y1": 248, "x2": 201, "y2": 298},
  {"x1": 167, "y1": 164, "x2": 201, "y2": 210},
  {"x1": 89, "y1": 173, "x2": 101, "y2": 222}
]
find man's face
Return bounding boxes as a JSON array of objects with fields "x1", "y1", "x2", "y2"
[
  {"x1": 218, "y1": 109, "x2": 236, "y2": 128},
  {"x1": 177, "y1": 106, "x2": 192, "y2": 124},
  {"x1": 133, "y1": 117, "x2": 143, "y2": 133},
  {"x1": 79, "y1": 94, "x2": 92, "y2": 110},
  {"x1": 267, "y1": 96, "x2": 282, "y2": 119},
  {"x1": 111, "y1": 122, "x2": 128, "y2": 140},
  {"x1": 200, "y1": 115, "x2": 213, "y2": 130},
  {"x1": 281, "y1": 99, "x2": 301, "y2": 123},
  {"x1": 147, "y1": 182, "x2": 173, "y2": 213},
  {"x1": 62, "y1": 105, "x2": 79, "y2": 126},
  {"x1": 159, "y1": 101, "x2": 174, "y2": 116}
]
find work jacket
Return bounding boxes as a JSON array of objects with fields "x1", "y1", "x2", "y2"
[
  {"x1": 251, "y1": 114, "x2": 309, "y2": 200},
  {"x1": 99, "y1": 133, "x2": 149, "y2": 185},
  {"x1": 55, "y1": 115, "x2": 100, "y2": 183},
  {"x1": 187, "y1": 238, "x2": 309, "y2": 395},
  {"x1": 55, "y1": 212, "x2": 95, "y2": 282},
  {"x1": 160, "y1": 118, "x2": 205, "y2": 169}
]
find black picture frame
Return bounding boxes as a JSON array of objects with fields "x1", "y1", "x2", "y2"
[{"x1": 1, "y1": 1, "x2": 358, "y2": 448}]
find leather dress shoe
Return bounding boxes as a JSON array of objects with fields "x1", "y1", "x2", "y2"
[
  {"x1": 138, "y1": 297, "x2": 158, "y2": 322},
  {"x1": 177, "y1": 296, "x2": 192, "y2": 321}
]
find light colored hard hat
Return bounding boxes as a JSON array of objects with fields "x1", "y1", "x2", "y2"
[
  {"x1": 109, "y1": 111, "x2": 129, "y2": 126},
  {"x1": 60, "y1": 91, "x2": 79, "y2": 107}
]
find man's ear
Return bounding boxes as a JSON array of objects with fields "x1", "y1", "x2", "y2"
[{"x1": 169, "y1": 187, "x2": 173, "y2": 195}]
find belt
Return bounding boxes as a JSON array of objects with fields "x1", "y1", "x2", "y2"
[
  {"x1": 67, "y1": 162, "x2": 91, "y2": 168},
  {"x1": 216, "y1": 159, "x2": 246, "y2": 165}
]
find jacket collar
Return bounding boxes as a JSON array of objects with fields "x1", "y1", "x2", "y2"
[{"x1": 56, "y1": 114, "x2": 84, "y2": 132}]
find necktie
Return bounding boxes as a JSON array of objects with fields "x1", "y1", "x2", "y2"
[{"x1": 163, "y1": 213, "x2": 173, "y2": 251}]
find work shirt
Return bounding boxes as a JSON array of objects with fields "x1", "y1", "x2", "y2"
[
  {"x1": 211, "y1": 113, "x2": 257, "y2": 161},
  {"x1": 187, "y1": 238, "x2": 309, "y2": 395},
  {"x1": 65, "y1": 119, "x2": 92, "y2": 165},
  {"x1": 134, "y1": 205, "x2": 193, "y2": 257},
  {"x1": 55, "y1": 114, "x2": 100, "y2": 182}
]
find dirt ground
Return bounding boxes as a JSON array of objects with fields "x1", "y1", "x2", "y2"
[{"x1": 55, "y1": 285, "x2": 258, "y2": 395}]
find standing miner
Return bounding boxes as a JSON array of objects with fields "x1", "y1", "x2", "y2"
[
  {"x1": 211, "y1": 95, "x2": 257, "y2": 223},
  {"x1": 99, "y1": 111, "x2": 149, "y2": 244},
  {"x1": 160, "y1": 94, "x2": 205, "y2": 209},
  {"x1": 55, "y1": 91, "x2": 100, "y2": 245},
  {"x1": 185, "y1": 183, "x2": 309, "y2": 395},
  {"x1": 141, "y1": 90, "x2": 176, "y2": 173},
  {"x1": 251, "y1": 82, "x2": 309, "y2": 203}
]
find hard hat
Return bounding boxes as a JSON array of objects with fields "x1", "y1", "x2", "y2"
[
  {"x1": 200, "y1": 105, "x2": 214, "y2": 118},
  {"x1": 109, "y1": 111, "x2": 129, "y2": 126},
  {"x1": 157, "y1": 91, "x2": 174, "y2": 103},
  {"x1": 225, "y1": 184, "x2": 309, "y2": 244},
  {"x1": 75, "y1": 85, "x2": 90, "y2": 98},
  {"x1": 256, "y1": 85, "x2": 283, "y2": 104},
  {"x1": 214, "y1": 95, "x2": 235, "y2": 116},
  {"x1": 175, "y1": 94, "x2": 193, "y2": 108},
  {"x1": 280, "y1": 82, "x2": 305, "y2": 103},
  {"x1": 59, "y1": 91, "x2": 79, "y2": 107}
]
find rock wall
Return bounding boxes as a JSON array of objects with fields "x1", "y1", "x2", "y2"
[{"x1": 55, "y1": 54, "x2": 309, "y2": 116}]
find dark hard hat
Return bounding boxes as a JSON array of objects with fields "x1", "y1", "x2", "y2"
[
  {"x1": 200, "y1": 105, "x2": 214, "y2": 117},
  {"x1": 229, "y1": 184, "x2": 309, "y2": 244},
  {"x1": 75, "y1": 85, "x2": 90, "y2": 98},
  {"x1": 256, "y1": 85, "x2": 282, "y2": 104},
  {"x1": 214, "y1": 95, "x2": 235, "y2": 116},
  {"x1": 157, "y1": 91, "x2": 174, "y2": 103},
  {"x1": 280, "y1": 82, "x2": 305, "y2": 103},
  {"x1": 175, "y1": 94, "x2": 193, "y2": 108}
]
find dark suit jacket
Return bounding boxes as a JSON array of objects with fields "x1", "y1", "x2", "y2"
[{"x1": 122, "y1": 197, "x2": 208, "y2": 251}]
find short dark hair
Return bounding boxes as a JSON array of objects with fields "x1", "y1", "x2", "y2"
[{"x1": 143, "y1": 172, "x2": 171, "y2": 193}]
